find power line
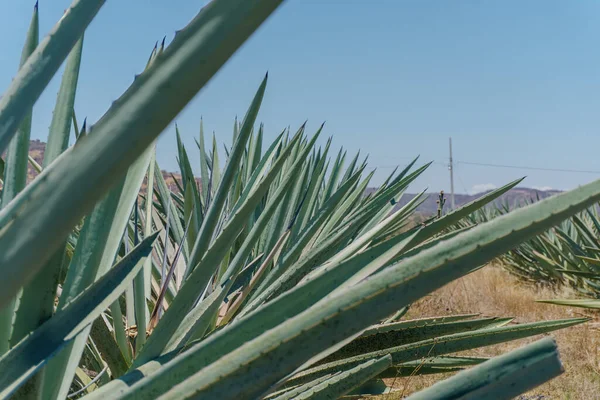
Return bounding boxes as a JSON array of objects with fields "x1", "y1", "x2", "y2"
[
  {"x1": 369, "y1": 159, "x2": 600, "y2": 175},
  {"x1": 457, "y1": 161, "x2": 600, "y2": 175},
  {"x1": 454, "y1": 164, "x2": 471, "y2": 194},
  {"x1": 375, "y1": 161, "x2": 446, "y2": 169}
]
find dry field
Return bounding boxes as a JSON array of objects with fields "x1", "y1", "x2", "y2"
[{"x1": 374, "y1": 265, "x2": 600, "y2": 399}]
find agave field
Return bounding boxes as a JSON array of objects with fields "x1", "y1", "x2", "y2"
[
  {"x1": 2, "y1": 0, "x2": 600, "y2": 399},
  {"x1": 457, "y1": 197, "x2": 600, "y2": 310}
]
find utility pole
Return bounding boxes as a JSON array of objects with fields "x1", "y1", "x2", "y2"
[{"x1": 448, "y1": 137, "x2": 455, "y2": 210}]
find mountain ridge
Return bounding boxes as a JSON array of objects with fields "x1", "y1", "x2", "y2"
[{"x1": 25, "y1": 140, "x2": 560, "y2": 215}]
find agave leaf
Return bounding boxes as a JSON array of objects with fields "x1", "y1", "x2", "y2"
[
  {"x1": 290, "y1": 137, "x2": 331, "y2": 240},
  {"x1": 536, "y1": 299, "x2": 600, "y2": 309},
  {"x1": 154, "y1": 160, "x2": 188, "y2": 263},
  {"x1": 320, "y1": 148, "x2": 345, "y2": 204},
  {"x1": 111, "y1": 295, "x2": 132, "y2": 364},
  {"x1": 210, "y1": 134, "x2": 221, "y2": 193},
  {"x1": 219, "y1": 231, "x2": 290, "y2": 325},
  {"x1": 296, "y1": 318, "x2": 582, "y2": 383},
  {"x1": 184, "y1": 74, "x2": 267, "y2": 280},
  {"x1": 134, "y1": 145, "x2": 157, "y2": 354},
  {"x1": 175, "y1": 127, "x2": 190, "y2": 190},
  {"x1": 0, "y1": 0, "x2": 104, "y2": 152},
  {"x1": 40, "y1": 144, "x2": 155, "y2": 399},
  {"x1": 27, "y1": 155, "x2": 42, "y2": 173},
  {"x1": 183, "y1": 178, "x2": 199, "y2": 250},
  {"x1": 198, "y1": 119, "x2": 210, "y2": 207},
  {"x1": 44, "y1": 36, "x2": 84, "y2": 166},
  {"x1": 556, "y1": 268, "x2": 600, "y2": 280},
  {"x1": 323, "y1": 317, "x2": 514, "y2": 362},
  {"x1": 366, "y1": 315, "x2": 481, "y2": 335},
  {"x1": 89, "y1": 316, "x2": 129, "y2": 378},
  {"x1": 0, "y1": 1, "x2": 39, "y2": 357},
  {"x1": 149, "y1": 215, "x2": 193, "y2": 331},
  {"x1": 260, "y1": 158, "x2": 308, "y2": 256},
  {"x1": 267, "y1": 374, "x2": 335, "y2": 400},
  {"x1": 0, "y1": 0, "x2": 284, "y2": 309},
  {"x1": 380, "y1": 356, "x2": 487, "y2": 378},
  {"x1": 11, "y1": 30, "x2": 86, "y2": 350},
  {"x1": 405, "y1": 338, "x2": 563, "y2": 400},
  {"x1": 383, "y1": 306, "x2": 409, "y2": 323},
  {"x1": 229, "y1": 130, "x2": 285, "y2": 217},
  {"x1": 577, "y1": 255, "x2": 600, "y2": 267},
  {"x1": 0, "y1": 232, "x2": 158, "y2": 398},
  {"x1": 339, "y1": 151, "x2": 360, "y2": 187},
  {"x1": 278, "y1": 356, "x2": 392, "y2": 400},
  {"x1": 0, "y1": 2, "x2": 39, "y2": 205}
]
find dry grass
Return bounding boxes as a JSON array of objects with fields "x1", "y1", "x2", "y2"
[{"x1": 376, "y1": 265, "x2": 600, "y2": 399}]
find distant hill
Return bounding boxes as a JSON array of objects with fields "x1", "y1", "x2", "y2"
[
  {"x1": 25, "y1": 139, "x2": 185, "y2": 192},
  {"x1": 366, "y1": 187, "x2": 562, "y2": 216},
  {"x1": 23, "y1": 140, "x2": 561, "y2": 214}
]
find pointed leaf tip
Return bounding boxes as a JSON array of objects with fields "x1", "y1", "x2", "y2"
[{"x1": 34, "y1": 0, "x2": 38, "y2": 9}]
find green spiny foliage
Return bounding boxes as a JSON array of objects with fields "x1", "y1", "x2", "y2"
[
  {"x1": 0, "y1": 1, "x2": 593, "y2": 399},
  {"x1": 453, "y1": 196, "x2": 600, "y2": 305},
  {"x1": 405, "y1": 337, "x2": 563, "y2": 400}
]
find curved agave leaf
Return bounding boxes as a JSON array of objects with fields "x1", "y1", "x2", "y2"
[
  {"x1": 322, "y1": 317, "x2": 513, "y2": 362},
  {"x1": 0, "y1": 2, "x2": 39, "y2": 205},
  {"x1": 537, "y1": 298, "x2": 600, "y2": 309},
  {"x1": 11, "y1": 30, "x2": 86, "y2": 349},
  {"x1": 292, "y1": 318, "x2": 583, "y2": 385},
  {"x1": 0, "y1": 0, "x2": 39, "y2": 357},
  {"x1": 405, "y1": 338, "x2": 563, "y2": 400},
  {"x1": 266, "y1": 374, "x2": 335, "y2": 400},
  {"x1": 379, "y1": 313, "x2": 479, "y2": 330},
  {"x1": 379, "y1": 356, "x2": 487, "y2": 378},
  {"x1": 184, "y1": 74, "x2": 268, "y2": 280},
  {"x1": 39, "y1": 143, "x2": 156, "y2": 400},
  {"x1": 276, "y1": 355, "x2": 392, "y2": 400}
]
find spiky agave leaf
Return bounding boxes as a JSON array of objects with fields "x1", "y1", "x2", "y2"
[
  {"x1": 0, "y1": 0, "x2": 39, "y2": 357},
  {"x1": 405, "y1": 338, "x2": 563, "y2": 400}
]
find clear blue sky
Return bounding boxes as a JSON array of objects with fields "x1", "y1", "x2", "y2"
[{"x1": 2, "y1": 0, "x2": 600, "y2": 194}]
